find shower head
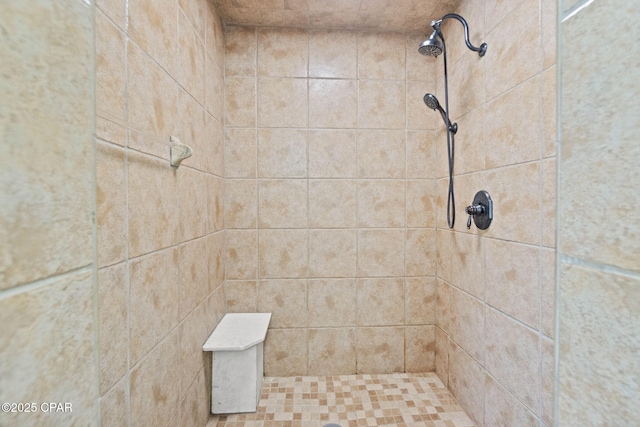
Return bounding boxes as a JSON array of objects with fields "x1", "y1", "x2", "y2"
[
  {"x1": 423, "y1": 93, "x2": 441, "y2": 110},
  {"x1": 423, "y1": 93, "x2": 457, "y2": 134},
  {"x1": 418, "y1": 30, "x2": 443, "y2": 57}
]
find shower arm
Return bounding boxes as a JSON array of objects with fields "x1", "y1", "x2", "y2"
[{"x1": 432, "y1": 13, "x2": 487, "y2": 57}]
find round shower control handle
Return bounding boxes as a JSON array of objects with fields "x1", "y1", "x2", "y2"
[{"x1": 465, "y1": 191, "x2": 493, "y2": 230}]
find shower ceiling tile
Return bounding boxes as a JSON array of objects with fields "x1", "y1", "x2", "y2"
[{"x1": 212, "y1": 0, "x2": 459, "y2": 32}]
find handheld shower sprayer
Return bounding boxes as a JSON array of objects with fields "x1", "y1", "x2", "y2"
[
  {"x1": 418, "y1": 13, "x2": 487, "y2": 229},
  {"x1": 423, "y1": 94, "x2": 457, "y2": 135}
]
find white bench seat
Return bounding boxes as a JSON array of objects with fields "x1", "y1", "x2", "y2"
[{"x1": 203, "y1": 313, "x2": 271, "y2": 414}]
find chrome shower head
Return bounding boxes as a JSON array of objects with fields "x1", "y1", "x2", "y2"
[
  {"x1": 418, "y1": 30, "x2": 443, "y2": 57},
  {"x1": 423, "y1": 93, "x2": 457, "y2": 134}
]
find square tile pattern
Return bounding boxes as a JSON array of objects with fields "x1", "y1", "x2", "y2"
[{"x1": 207, "y1": 372, "x2": 475, "y2": 427}]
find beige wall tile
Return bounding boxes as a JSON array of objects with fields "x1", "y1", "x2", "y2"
[
  {"x1": 541, "y1": 248, "x2": 556, "y2": 338},
  {"x1": 558, "y1": 263, "x2": 640, "y2": 424},
  {"x1": 127, "y1": 151, "x2": 179, "y2": 258},
  {"x1": 436, "y1": 279, "x2": 451, "y2": 333},
  {"x1": 358, "y1": 32, "x2": 406, "y2": 80},
  {"x1": 358, "y1": 80, "x2": 405, "y2": 129},
  {"x1": 127, "y1": 45, "x2": 178, "y2": 157},
  {"x1": 97, "y1": 115, "x2": 127, "y2": 147},
  {"x1": 484, "y1": 375, "x2": 538, "y2": 427},
  {"x1": 206, "y1": 52, "x2": 225, "y2": 122},
  {"x1": 449, "y1": 287, "x2": 484, "y2": 364},
  {"x1": 485, "y1": 308, "x2": 540, "y2": 413},
  {"x1": 308, "y1": 279, "x2": 357, "y2": 327},
  {"x1": 448, "y1": 107, "x2": 485, "y2": 175},
  {"x1": 407, "y1": 80, "x2": 439, "y2": 131},
  {"x1": 485, "y1": 162, "x2": 541, "y2": 245},
  {"x1": 485, "y1": 0, "x2": 541, "y2": 99},
  {"x1": 542, "y1": 66, "x2": 557, "y2": 158},
  {"x1": 406, "y1": 180, "x2": 436, "y2": 228},
  {"x1": 309, "y1": 328, "x2": 357, "y2": 375},
  {"x1": 484, "y1": 0, "x2": 524, "y2": 32},
  {"x1": 206, "y1": 114, "x2": 225, "y2": 176},
  {"x1": 130, "y1": 330, "x2": 180, "y2": 427},
  {"x1": 541, "y1": 0, "x2": 557, "y2": 69},
  {"x1": 435, "y1": 327, "x2": 450, "y2": 386},
  {"x1": 258, "y1": 179, "x2": 308, "y2": 228},
  {"x1": 206, "y1": 231, "x2": 225, "y2": 290},
  {"x1": 178, "y1": 238, "x2": 210, "y2": 319},
  {"x1": 225, "y1": 128, "x2": 257, "y2": 178},
  {"x1": 177, "y1": 10, "x2": 206, "y2": 104},
  {"x1": 357, "y1": 278, "x2": 404, "y2": 326},
  {"x1": 100, "y1": 375, "x2": 128, "y2": 426},
  {"x1": 207, "y1": 175, "x2": 224, "y2": 233},
  {"x1": 405, "y1": 325, "x2": 436, "y2": 372},
  {"x1": 225, "y1": 280, "x2": 258, "y2": 313},
  {"x1": 257, "y1": 28, "x2": 308, "y2": 77},
  {"x1": 485, "y1": 239, "x2": 540, "y2": 328},
  {"x1": 258, "y1": 229, "x2": 308, "y2": 278},
  {"x1": 357, "y1": 180, "x2": 405, "y2": 227},
  {"x1": 542, "y1": 157, "x2": 557, "y2": 247},
  {"x1": 129, "y1": 248, "x2": 180, "y2": 365},
  {"x1": 225, "y1": 230, "x2": 257, "y2": 279},
  {"x1": 225, "y1": 77, "x2": 256, "y2": 127},
  {"x1": 308, "y1": 130, "x2": 357, "y2": 178},
  {"x1": 97, "y1": 0, "x2": 127, "y2": 30},
  {"x1": 258, "y1": 128, "x2": 307, "y2": 177},
  {"x1": 405, "y1": 277, "x2": 436, "y2": 325},
  {"x1": 448, "y1": 342, "x2": 485, "y2": 427},
  {"x1": 178, "y1": 168, "x2": 208, "y2": 242},
  {"x1": 541, "y1": 336, "x2": 554, "y2": 426},
  {"x1": 0, "y1": 271, "x2": 97, "y2": 425},
  {"x1": 178, "y1": 299, "x2": 210, "y2": 398},
  {"x1": 309, "y1": 229, "x2": 357, "y2": 278},
  {"x1": 98, "y1": 264, "x2": 129, "y2": 395},
  {"x1": 448, "y1": 53, "x2": 485, "y2": 121},
  {"x1": 357, "y1": 130, "x2": 405, "y2": 178},
  {"x1": 179, "y1": 368, "x2": 209, "y2": 427},
  {"x1": 560, "y1": 0, "x2": 639, "y2": 273},
  {"x1": 309, "y1": 30, "x2": 357, "y2": 78},
  {"x1": 179, "y1": 0, "x2": 206, "y2": 41},
  {"x1": 356, "y1": 327, "x2": 404, "y2": 374},
  {"x1": 436, "y1": 171, "x2": 485, "y2": 233},
  {"x1": 357, "y1": 229, "x2": 405, "y2": 277},
  {"x1": 95, "y1": 9, "x2": 126, "y2": 124},
  {"x1": 128, "y1": 0, "x2": 177, "y2": 76},
  {"x1": 485, "y1": 77, "x2": 541, "y2": 168},
  {"x1": 176, "y1": 89, "x2": 207, "y2": 172},
  {"x1": 225, "y1": 179, "x2": 257, "y2": 229},
  {"x1": 407, "y1": 130, "x2": 437, "y2": 179},
  {"x1": 225, "y1": 26, "x2": 256, "y2": 76},
  {"x1": 258, "y1": 77, "x2": 308, "y2": 127},
  {"x1": 406, "y1": 229, "x2": 436, "y2": 276},
  {"x1": 207, "y1": 283, "x2": 226, "y2": 328},
  {"x1": 309, "y1": 79, "x2": 357, "y2": 128},
  {"x1": 437, "y1": 231, "x2": 484, "y2": 299},
  {"x1": 0, "y1": 1, "x2": 94, "y2": 289},
  {"x1": 309, "y1": 180, "x2": 357, "y2": 228},
  {"x1": 258, "y1": 279, "x2": 308, "y2": 328},
  {"x1": 264, "y1": 328, "x2": 308, "y2": 376},
  {"x1": 96, "y1": 142, "x2": 127, "y2": 268}
]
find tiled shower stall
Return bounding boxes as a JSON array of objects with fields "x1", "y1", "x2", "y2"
[{"x1": 1, "y1": 0, "x2": 639, "y2": 426}]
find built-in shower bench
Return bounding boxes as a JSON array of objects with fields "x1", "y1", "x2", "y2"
[{"x1": 203, "y1": 313, "x2": 271, "y2": 414}]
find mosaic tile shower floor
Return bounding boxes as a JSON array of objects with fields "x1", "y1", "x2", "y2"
[{"x1": 207, "y1": 372, "x2": 475, "y2": 427}]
